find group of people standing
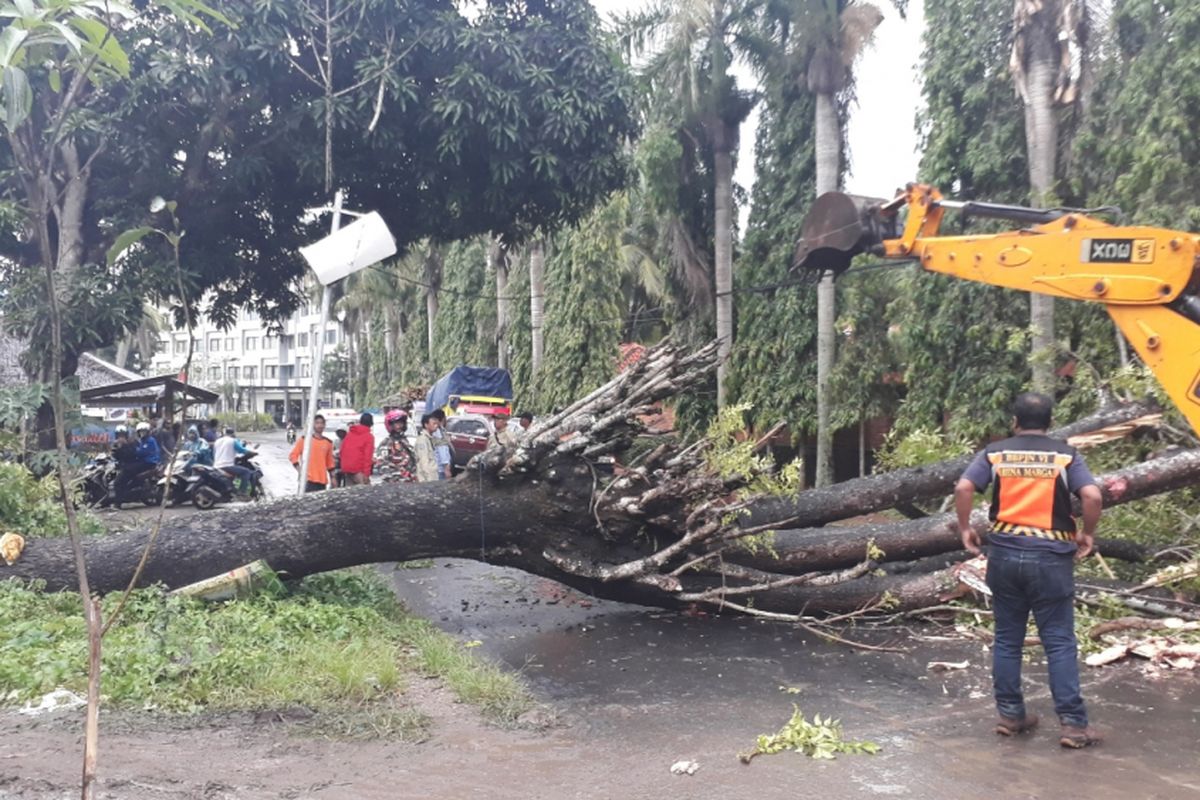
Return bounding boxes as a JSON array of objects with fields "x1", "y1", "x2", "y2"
[{"x1": 288, "y1": 408, "x2": 532, "y2": 490}]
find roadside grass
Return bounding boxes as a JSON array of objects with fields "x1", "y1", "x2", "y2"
[{"x1": 0, "y1": 568, "x2": 533, "y2": 735}]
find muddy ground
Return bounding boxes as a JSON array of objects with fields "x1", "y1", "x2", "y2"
[{"x1": 3, "y1": 557, "x2": 1199, "y2": 800}]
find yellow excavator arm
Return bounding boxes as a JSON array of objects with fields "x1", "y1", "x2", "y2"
[{"x1": 793, "y1": 184, "x2": 1200, "y2": 436}]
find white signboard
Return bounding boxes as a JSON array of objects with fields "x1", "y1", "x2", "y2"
[{"x1": 300, "y1": 211, "x2": 397, "y2": 285}]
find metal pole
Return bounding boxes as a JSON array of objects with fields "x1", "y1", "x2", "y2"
[{"x1": 298, "y1": 189, "x2": 343, "y2": 494}]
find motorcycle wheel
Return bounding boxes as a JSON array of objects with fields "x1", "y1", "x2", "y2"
[
  {"x1": 142, "y1": 484, "x2": 165, "y2": 507},
  {"x1": 193, "y1": 487, "x2": 219, "y2": 510}
]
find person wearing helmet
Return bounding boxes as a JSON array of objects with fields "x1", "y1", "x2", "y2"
[
  {"x1": 376, "y1": 409, "x2": 417, "y2": 483},
  {"x1": 111, "y1": 421, "x2": 162, "y2": 508}
]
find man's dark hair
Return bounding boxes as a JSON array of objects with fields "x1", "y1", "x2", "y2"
[
  {"x1": 1013, "y1": 392, "x2": 1053, "y2": 431},
  {"x1": 313, "y1": 414, "x2": 325, "y2": 423},
  {"x1": 430, "y1": 408, "x2": 446, "y2": 422},
  {"x1": 421, "y1": 413, "x2": 434, "y2": 427},
  {"x1": 359, "y1": 412, "x2": 374, "y2": 426},
  {"x1": 519, "y1": 411, "x2": 533, "y2": 423}
]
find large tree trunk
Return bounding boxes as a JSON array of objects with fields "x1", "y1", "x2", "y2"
[
  {"x1": 490, "y1": 238, "x2": 510, "y2": 371},
  {"x1": 424, "y1": 245, "x2": 442, "y2": 364},
  {"x1": 712, "y1": 123, "x2": 734, "y2": 408},
  {"x1": 744, "y1": 399, "x2": 1160, "y2": 529},
  {"x1": 814, "y1": 90, "x2": 839, "y2": 487},
  {"x1": 10, "y1": 343, "x2": 1193, "y2": 619},
  {"x1": 530, "y1": 240, "x2": 546, "y2": 375},
  {"x1": 1015, "y1": 10, "x2": 1060, "y2": 395}
]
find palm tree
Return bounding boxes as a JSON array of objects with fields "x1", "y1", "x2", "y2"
[
  {"x1": 753, "y1": 0, "x2": 881, "y2": 486},
  {"x1": 618, "y1": 0, "x2": 757, "y2": 407},
  {"x1": 1010, "y1": 0, "x2": 1088, "y2": 393},
  {"x1": 529, "y1": 239, "x2": 546, "y2": 373}
]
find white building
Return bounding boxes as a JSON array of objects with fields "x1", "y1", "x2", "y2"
[{"x1": 148, "y1": 297, "x2": 348, "y2": 424}]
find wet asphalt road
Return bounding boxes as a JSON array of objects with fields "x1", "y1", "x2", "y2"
[
  {"x1": 387, "y1": 558, "x2": 1200, "y2": 799},
  {"x1": 96, "y1": 432, "x2": 1200, "y2": 797}
]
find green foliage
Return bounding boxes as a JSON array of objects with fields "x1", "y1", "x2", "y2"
[
  {"x1": 875, "y1": 427, "x2": 973, "y2": 471},
  {"x1": 433, "y1": 239, "x2": 496, "y2": 373},
  {"x1": 215, "y1": 412, "x2": 276, "y2": 433},
  {"x1": 529, "y1": 196, "x2": 627, "y2": 411},
  {"x1": 1, "y1": 0, "x2": 635, "y2": 380},
  {"x1": 743, "y1": 705, "x2": 881, "y2": 761},
  {"x1": 0, "y1": 569, "x2": 532, "y2": 724},
  {"x1": 728, "y1": 71, "x2": 818, "y2": 435},
  {"x1": 703, "y1": 402, "x2": 802, "y2": 497},
  {"x1": 1076, "y1": 0, "x2": 1200, "y2": 230},
  {"x1": 0, "y1": 461, "x2": 101, "y2": 538}
]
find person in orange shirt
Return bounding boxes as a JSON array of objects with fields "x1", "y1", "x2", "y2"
[{"x1": 289, "y1": 414, "x2": 336, "y2": 492}]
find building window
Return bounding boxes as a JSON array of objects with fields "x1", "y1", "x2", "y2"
[
  {"x1": 298, "y1": 332, "x2": 308, "y2": 348},
  {"x1": 228, "y1": 366, "x2": 240, "y2": 380},
  {"x1": 280, "y1": 364, "x2": 295, "y2": 379},
  {"x1": 193, "y1": 338, "x2": 203, "y2": 353},
  {"x1": 208, "y1": 337, "x2": 220, "y2": 352},
  {"x1": 244, "y1": 336, "x2": 257, "y2": 350},
  {"x1": 300, "y1": 362, "x2": 311, "y2": 378},
  {"x1": 262, "y1": 336, "x2": 274, "y2": 349},
  {"x1": 244, "y1": 308, "x2": 258, "y2": 321},
  {"x1": 208, "y1": 366, "x2": 221, "y2": 380},
  {"x1": 281, "y1": 334, "x2": 295, "y2": 349},
  {"x1": 325, "y1": 330, "x2": 337, "y2": 345},
  {"x1": 225, "y1": 337, "x2": 235, "y2": 350},
  {"x1": 173, "y1": 340, "x2": 186, "y2": 355},
  {"x1": 243, "y1": 366, "x2": 257, "y2": 380},
  {"x1": 264, "y1": 365, "x2": 278, "y2": 379}
]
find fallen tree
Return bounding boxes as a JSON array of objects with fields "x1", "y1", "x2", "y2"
[{"x1": 7, "y1": 342, "x2": 1197, "y2": 619}]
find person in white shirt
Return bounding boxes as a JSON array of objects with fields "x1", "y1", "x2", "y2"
[{"x1": 213, "y1": 427, "x2": 257, "y2": 496}]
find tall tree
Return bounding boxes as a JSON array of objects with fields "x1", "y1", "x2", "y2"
[
  {"x1": 529, "y1": 240, "x2": 546, "y2": 374},
  {"x1": 618, "y1": 0, "x2": 757, "y2": 407},
  {"x1": 0, "y1": 0, "x2": 636, "y2": 392},
  {"x1": 1010, "y1": 0, "x2": 1089, "y2": 393},
  {"x1": 806, "y1": 0, "x2": 882, "y2": 486},
  {"x1": 531, "y1": 196, "x2": 627, "y2": 410},
  {"x1": 895, "y1": 0, "x2": 1033, "y2": 439}
]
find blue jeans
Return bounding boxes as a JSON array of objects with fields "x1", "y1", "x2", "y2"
[
  {"x1": 986, "y1": 545, "x2": 1088, "y2": 727},
  {"x1": 221, "y1": 464, "x2": 256, "y2": 493}
]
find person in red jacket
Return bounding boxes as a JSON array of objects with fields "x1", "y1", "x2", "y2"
[{"x1": 340, "y1": 412, "x2": 376, "y2": 486}]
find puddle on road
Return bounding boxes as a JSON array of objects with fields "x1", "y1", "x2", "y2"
[{"x1": 387, "y1": 558, "x2": 1200, "y2": 799}]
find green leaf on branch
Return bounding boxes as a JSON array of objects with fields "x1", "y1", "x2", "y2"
[
  {"x1": 69, "y1": 17, "x2": 129, "y2": 77},
  {"x1": 1, "y1": 64, "x2": 31, "y2": 130},
  {"x1": 0, "y1": 25, "x2": 28, "y2": 68},
  {"x1": 106, "y1": 226, "x2": 155, "y2": 266},
  {"x1": 740, "y1": 705, "x2": 881, "y2": 763}
]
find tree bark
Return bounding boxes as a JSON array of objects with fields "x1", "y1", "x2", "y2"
[
  {"x1": 530, "y1": 240, "x2": 546, "y2": 374},
  {"x1": 712, "y1": 122, "x2": 734, "y2": 408},
  {"x1": 730, "y1": 447, "x2": 1200, "y2": 575},
  {"x1": 1016, "y1": 12, "x2": 1060, "y2": 395},
  {"x1": 490, "y1": 238, "x2": 510, "y2": 371},
  {"x1": 744, "y1": 399, "x2": 1159, "y2": 529},
  {"x1": 814, "y1": 91, "x2": 839, "y2": 487}
]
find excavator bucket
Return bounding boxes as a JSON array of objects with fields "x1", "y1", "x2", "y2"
[{"x1": 792, "y1": 192, "x2": 895, "y2": 278}]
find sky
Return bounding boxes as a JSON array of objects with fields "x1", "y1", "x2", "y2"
[{"x1": 590, "y1": 0, "x2": 927, "y2": 219}]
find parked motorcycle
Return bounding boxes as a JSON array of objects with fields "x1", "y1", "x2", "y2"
[
  {"x1": 190, "y1": 449, "x2": 265, "y2": 509},
  {"x1": 157, "y1": 451, "x2": 205, "y2": 506},
  {"x1": 80, "y1": 453, "x2": 115, "y2": 507}
]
